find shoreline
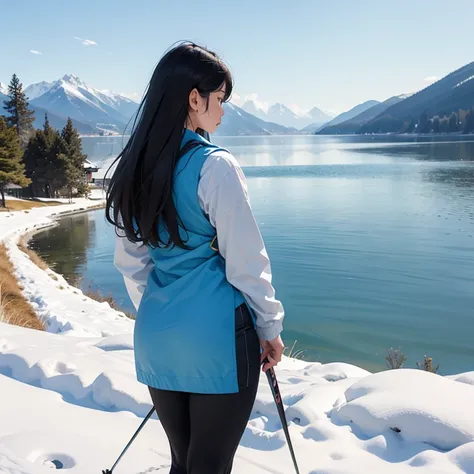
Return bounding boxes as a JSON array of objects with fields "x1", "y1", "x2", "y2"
[
  {"x1": 0, "y1": 198, "x2": 132, "y2": 334},
  {"x1": 19, "y1": 201, "x2": 136, "y2": 320},
  {"x1": 20, "y1": 202, "x2": 106, "y2": 245}
]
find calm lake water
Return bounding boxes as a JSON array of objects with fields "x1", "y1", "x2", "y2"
[{"x1": 30, "y1": 134, "x2": 474, "y2": 374}]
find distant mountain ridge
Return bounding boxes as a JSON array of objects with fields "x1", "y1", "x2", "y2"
[
  {"x1": 317, "y1": 96, "x2": 409, "y2": 134},
  {"x1": 1, "y1": 75, "x2": 296, "y2": 136},
  {"x1": 241, "y1": 100, "x2": 333, "y2": 129},
  {"x1": 358, "y1": 62, "x2": 474, "y2": 134}
]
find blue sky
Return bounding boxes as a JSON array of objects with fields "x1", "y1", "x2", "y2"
[{"x1": 1, "y1": 0, "x2": 473, "y2": 115}]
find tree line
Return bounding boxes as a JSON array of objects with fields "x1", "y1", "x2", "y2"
[
  {"x1": 0, "y1": 74, "x2": 89, "y2": 207},
  {"x1": 358, "y1": 108, "x2": 474, "y2": 135}
]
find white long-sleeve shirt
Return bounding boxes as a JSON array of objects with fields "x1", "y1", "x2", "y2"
[{"x1": 114, "y1": 150, "x2": 284, "y2": 341}]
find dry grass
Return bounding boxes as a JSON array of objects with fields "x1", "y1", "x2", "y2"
[
  {"x1": 0, "y1": 199, "x2": 63, "y2": 212},
  {"x1": 284, "y1": 340, "x2": 306, "y2": 360},
  {"x1": 385, "y1": 347, "x2": 407, "y2": 369},
  {"x1": 18, "y1": 236, "x2": 49, "y2": 271},
  {"x1": 83, "y1": 282, "x2": 135, "y2": 320},
  {"x1": 417, "y1": 355, "x2": 440, "y2": 374},
  {"x1": 0, "y1": 244, "x2": 44, "y2": 330}
]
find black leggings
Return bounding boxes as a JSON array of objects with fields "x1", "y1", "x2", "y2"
[{"x1": 148, "y1": 303, "x2": 261, "y2": 474}]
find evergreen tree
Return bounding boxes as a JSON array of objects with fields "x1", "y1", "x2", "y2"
[
  {"x1": 418, "y1": 111, "x2": 430, "y2": 133},
  {"x1": 432, "y1": 116, "x2": 440, "y2": 133},
  {"x1": 406, "y1": 118, "x2": 416, "y2": 133},
  {"x1": 61, "y1": 118, "x2": 88, "y2": 200},
  {"x1": 448, "y1": 112, "x2": 459, "y2": 133},
  {"x1": 23, "y1": 114, "x2": 67, "y2": 198},
  {"x1": 2, "y1": 74, "x2": 35, "y2": 147},
  {"x1": 463, "y1": 110, "x2": 474, "y2": 134},
  {"x1": 439, "y1": 117, "x2": 450, "y2": 133},
  {"x1": 0, "y1": 116, "x2": 31, "y2": 207}
]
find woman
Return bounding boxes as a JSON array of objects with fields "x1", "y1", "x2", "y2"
[{"x1": 106, "y1": 41, "x2": 285, "y2": 474}]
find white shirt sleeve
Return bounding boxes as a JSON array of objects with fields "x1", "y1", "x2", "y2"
[
  {"x1": 113, "y1": 229, "x2": 154, "y2": 311},
  {"x1": 198, "y1": 150, "x2": 284, "y2": 341}
]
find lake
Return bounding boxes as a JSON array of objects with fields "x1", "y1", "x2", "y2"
[{"x1": 29, "y1": 134, "x2": 474, "y2": 374}]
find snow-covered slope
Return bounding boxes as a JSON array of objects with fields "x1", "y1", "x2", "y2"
[
  {"x1": 0, "y1": 81, "x2": 8, "y2": 96},
  {"x1": 242, "y1": 100, "x2": 332, "y2": 130},
  {"x1": 266, "y1": 103, "x2": 302, "y2": 128},
  {"x1": 30, "y1": 74, "x2": 138, "y2": 133},
  {"x1": 1, "y1": 200, "x2": 474, "y2": 473},
  {"x1": 215, "y1": 102, "x2": 293, "y2": 136},
  {"x1": 24, "y1": 80, "x2": 55, "y2": 100}
]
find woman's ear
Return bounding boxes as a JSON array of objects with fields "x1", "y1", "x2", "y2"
[{"x1": 189, "y1": 88, "x2": 199, "y2": 113}]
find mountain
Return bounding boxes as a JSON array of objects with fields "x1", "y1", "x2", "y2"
[
  {"x1": 24, "y1": 81, "x2": 55, "y2": 100},
  {"x1": 301, "y1": 105, "x2": 338, "y2": 133},
  {"x1": 306, "y1": 106, "x2": 333, "y2": 124},
  {"x1": 214, "y1": 103, "x2": 294, "y2": 136},
  {"x1": 242, "y1": 100, "x2": 332, "y2": 130},
  {"x1": 29, "y1": 74, "x2": 138, "y2": 133},
  {"x1": 1, "y1": 91, "x2": 95, "y2": 135},
  {"x1": 317, "y1": 95, "x2": 406, "y2": 134},
  {"x1": 317, "y1": 100, "x2": 381, "y2": 133},
  {"x1": 242, "y1": 100, "x2": 267, "y2": 120},
  {"x1": 266, "y1": 103, "x2": 302, "y2": 128},
  {"x1": 0, "y1": 83, "x2": 9, "y2": 110},
  {"x1": 0, "y1": 82, "x2": 8, "y2": 96},
  {"x1": 33, "y1": 106, "x2": 96, "y2": 135},
  {"x1": 358, "y1": 61, "x2": 474, "y2": 134}
]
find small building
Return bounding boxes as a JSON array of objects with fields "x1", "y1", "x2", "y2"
[
  {"x1": 84, "y1": 159, "x2": 100, "y2": 183},
  {"x1": 5, "y1": 183, "x2": 23, "y2": 198}
]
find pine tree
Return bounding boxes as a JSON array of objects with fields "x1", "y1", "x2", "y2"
[
  {"x1": 432, "y1": 116, "x2": 440, "y2": 133},
  {"x1": 463, "y1": 110, "x2": 474, "y2": 134},
  {"x1": 61, "y1": 118, "x2": 87, "y2": 200},
  {"x1": 405, "y1": 119, "x2": 416, "y2": 134},
  {"x1": 439, "y1": 116, "x2": 450, "y2": 133},
  {"x1": 3, "y1": 74, "x2": 35, "y2": 148},
  {"x1": 449, "y1": 112, "x2": 459, "y2": 133},
  {"x1": 23, "y1": 114, "x2": 67, "y2": 198},
  {"x1": 418, "y1": 111, "x2": 430, "y2": 134},
  {"x1": 0, "y1": 116, "x2": 31, "y2": 207}
]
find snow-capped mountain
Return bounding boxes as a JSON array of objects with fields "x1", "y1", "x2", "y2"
[
  {"x1": 24, "y1": 81, "x2": 55, "y2": 100},
  {"x1": 241, "y1": 100, "x2": 267, "y2": 120},
  {"x1": 215, "y1": 103, "x2": 293, "y2": 136},
  {"x1": 27, "y1": 74, "x2": 139, "y2": 133},
  {"x1": 0, "y1": 82, "x2": 8, "y2": 96},
  {"x1": 5, "y1": 75, "x2": 294, "y2": 136},
  {"x1": 242, "y1": 100, "x2": 332, "y2": 130},
  {"x1": 305, "y1": 106, "x2": 333, "y2": 123},
  {"x1": 266, "y1": 103, "x2": 302, "y2": 128}
]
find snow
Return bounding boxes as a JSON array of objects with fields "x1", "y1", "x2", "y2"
[
  {"x1": 24, "y1": 81, "x2": 54, "y2": 100},
  {"x1": 454, "y1": 75, "x2": 474, "y2": 88},
  {"x1": 397, "y1": 92, "x2": 415, "y2": 100},
  {"x1": 59, "y1": 74, "x2": 136, "y2": 110},
  {"x1": 0, "y1": 81, "x2": 8, "y2": 96},
  {"x1": 1, "y1": 200, "x2": 474, "y2": 473}
]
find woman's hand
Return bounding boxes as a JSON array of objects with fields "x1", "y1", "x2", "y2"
[{"x1": 260, "y1": 335, "x2": 284, "y2": 372}]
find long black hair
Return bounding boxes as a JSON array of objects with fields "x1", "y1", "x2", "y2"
[{"x1": 105, "y1": 41, "x2": 233, "y2": 249}]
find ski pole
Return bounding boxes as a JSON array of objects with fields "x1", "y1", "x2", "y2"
[
  {"x1": 263, "y1": 357, "x2": 301, "y2": 474},
  {"x1": 102, "y1": 406, "x2": 155, "y2": 474}
]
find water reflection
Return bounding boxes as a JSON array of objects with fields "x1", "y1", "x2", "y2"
[
  {"x1": 29, "y1": 214, "x2": 96, "y2": 284},
  {"x1": 83, "y1": 134, "x2": 474, "y2": 176},
  {"x1": 351, "y1": 141, "x2": 474, "y2": 162}
]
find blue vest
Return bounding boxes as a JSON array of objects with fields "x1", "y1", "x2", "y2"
[{"x1": 134, "y1": 129, "x2": 248, "y2": 394}]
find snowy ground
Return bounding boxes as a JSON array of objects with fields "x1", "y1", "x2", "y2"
[{"x1": 1, "y1": 198, "x2": 474, "y2": 473}]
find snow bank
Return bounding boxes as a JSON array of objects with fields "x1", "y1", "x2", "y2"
[
  {"x1": 448, "y1": 371, "x2": 474, "y2": 387},
  {"x1": 332, "y1": 369, "x2": 474, "y2": 451}
]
